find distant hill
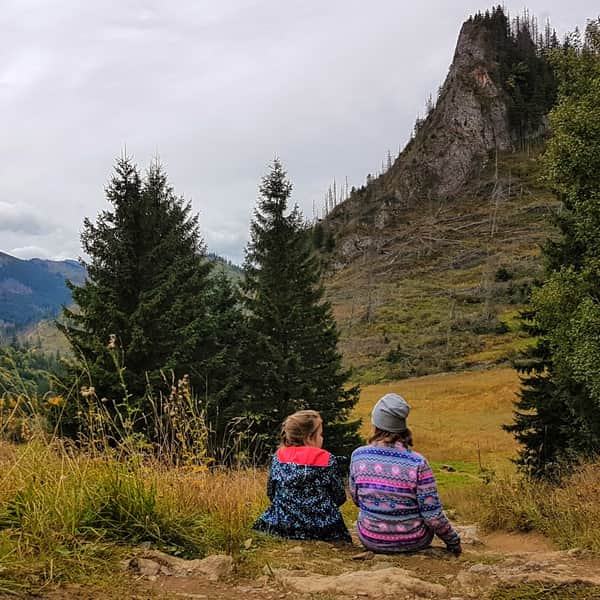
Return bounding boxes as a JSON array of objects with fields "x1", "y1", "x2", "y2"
[
  {"x1": 7, "y1": 252, "x2": 243, "y2": 353},
  {"x1": 206, "y1": 253, "x2": 244, "y2": 283},
  {"x1": 0, "y1": 252, "x2": 86, "y2": 342}
]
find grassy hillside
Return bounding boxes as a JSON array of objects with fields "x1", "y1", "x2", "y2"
[
  {"x1": 355, "y1": 367, "x2": 519, "y2": 467},
  {"x1": 324, "y1": 148, "x2": 557, "y2": 383}
]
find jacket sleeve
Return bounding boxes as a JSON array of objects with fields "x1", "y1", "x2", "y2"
[
  {"x1": 416, "y1": 459, "x2": 461, "y2": 548},
  {"x1": 328, "y1": 455, "x2": 348, "y2": 507},
  {"x1": 349, "y1": 458, "x2": 359, "y2": 506},
  {"x1": 266, "y1": 458, "x2": 278, "y2": 501}
]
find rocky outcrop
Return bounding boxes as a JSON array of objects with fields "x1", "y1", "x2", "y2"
[
  {"x1": 125, "y1": 550, "x2": 234, "y2": 582},
  {"x1": 325, "y1": 12, "x2": 551, "y2": 263},
  {"x1": 384, "y1": 19, "x2": 514, "y2": 209}
]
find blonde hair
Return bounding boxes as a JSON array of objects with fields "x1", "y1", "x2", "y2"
[{"x1": 280, "y1": 410, "x2": 322, "y2": 447}]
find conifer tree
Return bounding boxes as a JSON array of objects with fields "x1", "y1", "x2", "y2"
[
  {"x1": 59, "y1": 156, "x2": 231, "y2": 439},
  {"x1": 506, "y1": 20, "x2": 600, "y2": 477},
  {"x1": 242, "y1": 159, "x2": 361, "y2": 458}
]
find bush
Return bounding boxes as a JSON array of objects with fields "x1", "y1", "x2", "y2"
[{"x1": 494, "y1": 267, "x2": 513, "y2": 282}]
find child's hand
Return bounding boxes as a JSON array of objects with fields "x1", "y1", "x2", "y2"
[{"x1": 447, "y1": 543, "x2": 462, "y2": 556}]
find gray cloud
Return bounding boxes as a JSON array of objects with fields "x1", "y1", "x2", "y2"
[
  {"x1": 0, "y1": 0, "x2": 597, "y2": 264},
  {"x1": 0, "y1": 201, "x2": 51, "y2": 235}
]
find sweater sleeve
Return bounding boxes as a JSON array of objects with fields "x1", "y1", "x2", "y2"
[
  {"x1": 416, "y1": 459, "x2": 461, "y2": 548},
  {"x1": 328, "y1": 455, "x2": 348, "y2": 507}
]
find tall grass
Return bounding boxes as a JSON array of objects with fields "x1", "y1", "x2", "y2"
[
  {"x1": 0, "y1": 357, "x2": 268, "y2": 594},
  {"x1": 0, "y1": 438, "x2": 266, "y2": 593},
  {"x1": 446, "y1": 463, "x2": 600, "y2": 553}
]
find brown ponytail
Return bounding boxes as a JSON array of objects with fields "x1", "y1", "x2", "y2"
[{"x1": 369, "y1": 427, "x2": 413, "y2": 447}]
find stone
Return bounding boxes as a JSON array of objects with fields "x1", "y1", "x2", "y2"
[
  {"x1": 273, "y1": 567, "x2": 447, "y2": 598},
  {"x1": 456, "y1": 571, "x2": 476, "y2": 587},
  {"x1": 468, "y1": 563, "x2": 496, "y2": 576},
  {"x1": 194, "y1": 554, "x2": 234, "y2": 581},
  {"x1": 243, "y1": 538, "x2": 254, "y2": 550},
  {"x1": 128, "y1": 557, "x2": 162, "y2": 577},
  {"x1": 352, "y1": 551, "x2": 375, "y2": 561},
  {"x1": 455, "y1": 525, "x2": 482, "y2": 545},
  {"x1": 440, "y1": 465, "x2": 456, "y2": 472},
  {"x1": 129, "y1": 550, "x2": 234, "y2": 582}
]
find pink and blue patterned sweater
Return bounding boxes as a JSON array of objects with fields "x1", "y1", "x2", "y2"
[{"x1": 349, "y1": 442, "x2": 460, "y2": 552}]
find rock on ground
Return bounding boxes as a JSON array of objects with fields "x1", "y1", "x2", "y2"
[
  {"x1": 127, "y1": 550, "x2": 234, "y2": 582},
  {"x1": 273, "y1": 566, "x2": 448, "y2": 598}
]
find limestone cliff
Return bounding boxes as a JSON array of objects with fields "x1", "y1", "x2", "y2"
[{"x1": 322, "y1": 9, "x2": 554, "y2": 266}]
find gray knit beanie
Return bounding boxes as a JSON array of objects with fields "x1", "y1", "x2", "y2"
[{"x1": 371, "y1": 393, "x2": 410, "y2": 433}]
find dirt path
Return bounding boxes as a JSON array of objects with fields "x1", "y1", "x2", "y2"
[{"x1": 35, "y1": 527, "x2": 600, "y2": 600}]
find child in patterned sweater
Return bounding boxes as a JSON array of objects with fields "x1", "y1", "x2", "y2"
[
  {"x1": 253, "y1": 410, "x2": 351, "y2": 542},
  {"x1": 349, "y1": 394, "x2": 462, "y2": 554}
]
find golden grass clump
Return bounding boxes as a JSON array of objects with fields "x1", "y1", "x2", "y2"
[{"x1": 467, "y1": 463, "x2": 600, "y2": 552}]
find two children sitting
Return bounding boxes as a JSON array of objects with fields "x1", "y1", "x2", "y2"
[{"x1": 253, "y1": 394, "x2": 462, "y2": 555}]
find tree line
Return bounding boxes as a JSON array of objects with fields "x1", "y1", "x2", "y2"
[
  {"x1": 507, "y1": 18, "x2": 600, "y2": 478},
  {"x1": 53, "y1": 158, "x2": 361, "y2": 461}
]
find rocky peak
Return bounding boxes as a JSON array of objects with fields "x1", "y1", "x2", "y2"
[{"x1": 324, "y1": 8, "x2": 554, "y2": 246}]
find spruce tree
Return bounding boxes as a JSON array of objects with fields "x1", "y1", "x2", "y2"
[
  {"x1": 59, "y1": 156, "x2": 225, "y2": 439},
  {"x1": 506, "y1": 21, "x2": 600, "y2": 477},
  {"x1": 242, "y1": 159, "x2": 361, "y2": 459}
]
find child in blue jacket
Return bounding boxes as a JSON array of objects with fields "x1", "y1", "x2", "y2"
[{"x1": 253, "y1": 410, "x2": 351, "y2": 542}]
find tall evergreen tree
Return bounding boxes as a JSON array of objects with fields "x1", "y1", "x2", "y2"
[
  {"x1": 506, "y1": 20, "x2": 600, "y2": 477},
  {"x1": 59, "y1": 156, "x2": 232, "y2": 439},
  {"x1": 242, "y1": 159, "x2": 361, "y2": 459}
]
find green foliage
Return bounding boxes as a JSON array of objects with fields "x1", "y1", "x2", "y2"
[
  {"x1": 471, "y1": 7, "x2": 558, "y2": 145},
  {"x1": 242, "y1": 159, "x2": 362, "y2": 459},
  {"x1": 508, "y1": 20, "x2": 600, "y2": 476},
  {"x1": 57, "y1": 156, "x2": 245, "y2": 449},
  {"x1": 0, "y1": 343, "x2": 63, "y2": 399}
]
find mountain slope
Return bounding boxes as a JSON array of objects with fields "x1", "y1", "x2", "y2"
[
  {"x1": 13, "y1": 252, "x2": 243, "y2": 353},
  {"x1": 0, "y1": 252, "x2": 86, "y2": 341},
  {"x1": 319, "y1": 9, "x2": 559, "y2": 382}
]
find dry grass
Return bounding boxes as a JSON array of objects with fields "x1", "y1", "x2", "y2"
[
  {"x1": 0, "y1": 439, "x2": 267, "y2": 594},
  {"x1": 471, "y1": 463, "x2": 600, "y2": 552},
  {"x1": 355, "y1": 367, "x2": 520, "y2": 465}
]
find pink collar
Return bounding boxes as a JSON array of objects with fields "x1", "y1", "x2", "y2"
[{"x1": 277, "y1": 446, "x2": 331, "y2": 467}]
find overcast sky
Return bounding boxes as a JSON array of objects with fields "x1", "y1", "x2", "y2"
[{"x1": 0, "y1": 1, "x2": 596, "y2": 264}]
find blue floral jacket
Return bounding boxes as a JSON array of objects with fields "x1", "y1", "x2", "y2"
[{"x1": 253, "y1": 446, "x2": 351, "y2": 542}]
